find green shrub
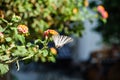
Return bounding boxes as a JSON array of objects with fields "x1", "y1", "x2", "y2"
[{"x1": 0, "y1": 0, "x2": 105, "y2": 75}]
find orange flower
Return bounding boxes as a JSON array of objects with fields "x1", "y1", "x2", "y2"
[
  {"x1": 50, "y1": 47, "x2": 57, "y2": 55},
  {"x1": 44, "y1": 29, "x2": 59, "y2": 38},
  {"x1": 97, "y1": 5, "x2": 105, "y2": 13},
  {"x1": 48, "y1": 29, "x2": 59, "y2": 35},
  {"x1": 73, "y1": 8, "x2": 78, "y2": 14},
  {"x1": 17, "y1": 25, "x2": 28, "y2": 34},
  {"x1": 84, "y1": 0, "x2": 89, "y2": 7},
  {"x1": 101, "y1": 11, "x2": 108, "y2": 19}
]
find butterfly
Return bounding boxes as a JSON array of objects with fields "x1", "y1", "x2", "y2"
[{"x1": 52, "y1": 35, "x2": 73, "y2": 48}]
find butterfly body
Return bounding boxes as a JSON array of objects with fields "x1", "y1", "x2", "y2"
[{"x1": 52, "y1": 35, "x2": 73, "y2": 48}]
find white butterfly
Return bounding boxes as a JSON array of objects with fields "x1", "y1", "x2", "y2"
[{"x1": 52, "y1": 35, "x2": 73, "y2": 48}]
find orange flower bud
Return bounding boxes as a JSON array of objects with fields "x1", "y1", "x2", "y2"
[
  {"x1": 84, "y1": 0, "x2": 89, "y2": 7},
  {"x1": 44, "y1": 29, "x2": 59, "y2": 38},
  {"x1": 73, "y1": 8, "x2": 78, "y2": 14},
  {"x1": 97, "y1": 5, "x2": 105, "y2": 13},
  {"x1": 17, "y1": 25, "x2": 28, "y2": 34},
  {"x1": 50, "y1": 47, "x2": 57, "y2": 55},
  {"x1": 49, "y1": 29, "x2": 59, "y2": 35}
]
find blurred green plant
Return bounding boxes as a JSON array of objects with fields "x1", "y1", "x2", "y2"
[
  {"x1": 0, "y1": 0, "x2": 95, "y2": 37},
  {"x1": 0, "y1": 15, "x2": 59, "y2": 75},
  {"x1": 0, "y1": 0, "x2": 105, "y2": 75},
  {"x1": 94, "y1": 0, "x2": 119, "y2": 45}
]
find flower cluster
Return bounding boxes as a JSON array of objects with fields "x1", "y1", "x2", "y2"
[
  {"x1": 44, "y1": 29, "x2": 59, "y2": 38},
  {"x1": 0, "y1": 17, "x2": 59, "y2": 75},
  {"x1": 97, "y1": 5, "x2": 108, "y2": 19},
  {"x1": 44, "y1": 29, "x2": 58, "y2": 55},
  {"x1": 17, "y1": 25, "x2": 28, "y2": 34}
]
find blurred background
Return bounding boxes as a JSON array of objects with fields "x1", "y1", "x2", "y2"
[{"x1": 0, "y1": 0, "x2": 120, "y2": 80}]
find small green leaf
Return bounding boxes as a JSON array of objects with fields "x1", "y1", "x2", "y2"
[
  {"x1": 0, "y1": 55, "x2": 10, "y2": 61},
  {"x1": 5, "y1": 37, "x2": 12, "y2": 42},
  {"x1": 42, "y1": 50, "x2": 48, "y2": 57},
  {"x1": 12, "y1": 46, "x2": 28, "y2": 57},
  {"x1": 35, "y1": 39, "x2": 44, "y2": 44},
  {"x1": 0, "y1": 26, "x2": 3, "y2": 32},
  {"x1": 0, "y1": 63, "x2": 9, "y2": 75},
  {"x1": 48, "y1": 56, "x2": 56, "y2": 62},
  {"x1": 17, "y1": 35, "x2": 25, "y2": 44},
  {"x1": 11, "y1": 15, "x2": 21, "y2": 22},
  {"x1": 40, "y1": 57, "x2": 46, "y2": 62},
  {"x1": 1, "y1": 45, "x2": 6, "y2": 51},
  {"x1": 102, "y1": 18, "x2": 107, "y2": 23},
  {"x1": 26, "y1": 43, "x2": 32, "y2": 47}
]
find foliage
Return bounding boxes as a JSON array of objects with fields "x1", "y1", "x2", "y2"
[
  {"x1": 0, "y1": 0, "x2": 104, "y2": 75},
  {"x1": 0, "y1": 15, "x2": 58, "y2": 75},
  {"x1": 0, "y1": 0, "x2": 95, "y2": 37}
]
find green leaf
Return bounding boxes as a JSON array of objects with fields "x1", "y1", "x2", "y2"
[
  {"x1": 0, "y1": 26, "x2": 3, "y2": 32},
  {"x1": 26, "y1": 42, "x2": 32, "y2": 47},
  {"x1": 11, "y1": 14, "x2": 21, "y2": 22},
  {"x1": 12, "y1": 46, "x2": 28, "y2": 57},
  {"x1": 42, "y1": 50, "x2": 48, "y2": 57},
  {"x1": 35, "y1": 39, "x2": 44, "y2": 44},
  {"x1": 102, "y1": 18, "x2": 107, "y2": 23},
  {"x1": 48, "y1": 56, "x2": 56, "y2": 62},
  {"x1": 17, "y1": 35, "x2": 25, "y2": 44},
  {"x1": 11, "y1": 27, "x2": 18, "y2": 35},
  {"x1": 1, "y1": 45, "x2": 6, "y2": 51},
  {"x1": 40, "y1": 57, "x2": 46, "y2": 62},
  {"x1": 0, "y1": 55, "x2": 10, "y2": 61},
  {"x1": 5, "y1": 37, "x2": 12, "y2": 42},
  {"x1": 0, "y1": 63, "x2": 9, "y2": 75}
]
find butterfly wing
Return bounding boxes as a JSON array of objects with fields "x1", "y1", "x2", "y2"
[
  {"x1": 60, "y1": 35, "x2": 73, "y2": 45},
  {"x1": 52, "y1": 35, "x2": 73, "y2": 48},
  {"x1": 52, "y1": 35, "x2": 60, "y2": 47}
]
